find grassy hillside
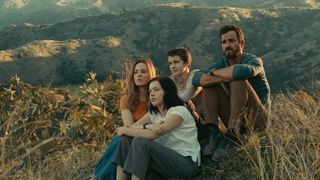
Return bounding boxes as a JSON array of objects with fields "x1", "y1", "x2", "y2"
[
  {"x1": 1, "y1": 0, "x2": 319, "y2": 31},
  {"x1": 1, "y1": 74, "x2": 319, "y2": 179},
  {"x1": 0, "y1": 5, "x2": 319, "y2": 91}
]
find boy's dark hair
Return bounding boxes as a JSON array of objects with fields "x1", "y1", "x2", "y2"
[
  {"x1": 148, "y1": 76, "x2": 184, "y2": 114},
  {"x1": 219, "y1": 25, "x2": 244, "y2": 42},
  {"x1": 167, "y1": 47, "x2": 192, "y2": 66}
]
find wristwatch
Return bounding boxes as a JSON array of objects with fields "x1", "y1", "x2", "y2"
[
  {"x1": 143, "y1": 123, "x2": 150, "y2": 129},
  {"x1": 210, "y1": 68, "x2": 216, "y2": 75}
]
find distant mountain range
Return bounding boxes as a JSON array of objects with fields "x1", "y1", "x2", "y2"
[
  {"x1": 0, "y1": 4, "x2": 319, "y2": 92},
  {"x1": 1, "y1": 0, "x2": 319, "y2": 29}
]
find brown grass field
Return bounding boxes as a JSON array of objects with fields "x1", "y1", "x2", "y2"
[{"x1": 1, "y1": 74, "x2": 319, "y2": 179}]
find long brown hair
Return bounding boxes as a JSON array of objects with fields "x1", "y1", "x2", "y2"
[{"x1": 126, "y1": 58, "x2": 156, "y2": 111}]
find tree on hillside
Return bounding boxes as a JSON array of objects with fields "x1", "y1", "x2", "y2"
[{"x1": 56, "y1": 58, "x2": 85, "y2": 84}]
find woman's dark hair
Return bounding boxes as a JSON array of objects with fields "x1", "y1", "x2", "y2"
[{"x1": 148, "y1": 76, "x2": 184, "y2": 114}]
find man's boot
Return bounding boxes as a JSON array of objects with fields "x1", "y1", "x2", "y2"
[
  {"x1": 202, "y1": 124, "x2": 223, "y2": 156},
  {"x1": 211, "y1": 129, "x2": 240, "y2": 161}
]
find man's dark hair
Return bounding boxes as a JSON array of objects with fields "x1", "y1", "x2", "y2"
[
  {"x1": 148, "y1": 76, "x2": 184, "y2": 114},
  {"x1": 167, "y1": 47, "x2": 192, "y2": 66},
  {"x1": 219, "y1": 25, "x2": 244, "y2": 42}
]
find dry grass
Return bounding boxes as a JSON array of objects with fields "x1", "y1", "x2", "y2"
[
  {"x1": 243, "y1": 91, "x2": 320, "y2": 180},
  {"x1": 6, "y1": 145, "x2": 101, "y2": 180},
  {"x1": 1, "y1": 78, "x2": 319, "y2": 179},
  {"x1": 192, "y1": 90, "x2": 319, "y2": 180}
]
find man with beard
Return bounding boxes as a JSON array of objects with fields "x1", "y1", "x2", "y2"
[{"x1": 192, "y1": 25, "x2": 271, "y2": 161}]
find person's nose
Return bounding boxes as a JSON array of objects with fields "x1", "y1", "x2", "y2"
[{"x1": 149, "y1": 91, "x2": 154, "y2": 97}]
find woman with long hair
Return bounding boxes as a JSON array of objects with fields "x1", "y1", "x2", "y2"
[
  {"x1": 95, "y1": 58, "x2": 156, "y2": 180},
  {"x1": 120, "y1": 58, "x2": 157, "y2": 126},
  {"x1": 113, "y1": 76, "x2": 200, "y2": 180}
]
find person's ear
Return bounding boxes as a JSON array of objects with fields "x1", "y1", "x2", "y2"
[{"x1": 240, "y1": 39, "x2": 245, "y2": 47}]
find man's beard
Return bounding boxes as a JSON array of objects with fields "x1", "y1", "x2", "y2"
[{"x1": 224, "y1": 47, "x2": 240, "y2": 60}]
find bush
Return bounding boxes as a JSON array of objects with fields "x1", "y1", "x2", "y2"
[
  {"x1": 56, "y1": 58, "x2": 86, "y2": 84},
  {"x1": 0, "y1": 73, "x2": 126, "y2": 177}
]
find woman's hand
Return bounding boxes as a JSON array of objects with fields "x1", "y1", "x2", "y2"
[{"x1": 147, "y1": 123, "x2": 164, "y2": 135}]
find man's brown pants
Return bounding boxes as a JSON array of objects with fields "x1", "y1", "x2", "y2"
[{"x1": 202, "y1": 80, "x2": 270, "y2": 134}]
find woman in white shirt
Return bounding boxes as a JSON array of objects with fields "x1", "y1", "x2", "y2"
[{"x1": 113, "y1": 76, "x2": 200, "y2": 180}]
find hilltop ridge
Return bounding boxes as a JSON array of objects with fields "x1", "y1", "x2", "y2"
[
  {"x1": 1, "y1": 0, "x2": 320, "y2": 30},
  {"x1": 0, "y1": 5, "x2": 319, "y2": 91}
]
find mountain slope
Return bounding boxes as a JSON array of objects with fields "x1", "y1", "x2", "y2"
[
  {"x1": 1, "y1": 0, "x2": 319, "y2": 30},
  {"x1": 0, "y1": 5, "x2": 319, "y2": 91}
]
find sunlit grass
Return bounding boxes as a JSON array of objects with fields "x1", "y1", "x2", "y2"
[{"x1": 0, "y1": 75, "x2": 319, "y2": 179}]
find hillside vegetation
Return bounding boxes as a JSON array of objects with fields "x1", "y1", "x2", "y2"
[
  {"x1": 0, "y1": 5, "x2": 319, "y2": 91},
  {"x1": 0, "y1": 74, "x2": 319, "y2": 179},
  {"x1": 1, "y1": 0, "x2": 319, "y2": 30}
]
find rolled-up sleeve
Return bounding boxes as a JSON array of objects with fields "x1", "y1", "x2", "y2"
[
  {"x1": 192, "y1": 71, "x2": 204, "y2": 87},
  {"x1": 232, "y1": 58, "x2": 263, "y2": 79},
  {"x1": 192, "y1": 59, "x2": 226, "y2": 87}
]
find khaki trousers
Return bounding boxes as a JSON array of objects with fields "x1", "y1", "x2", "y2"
[{"x1": 202, "y1": 80, "x2": 270, "y2": 133}]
